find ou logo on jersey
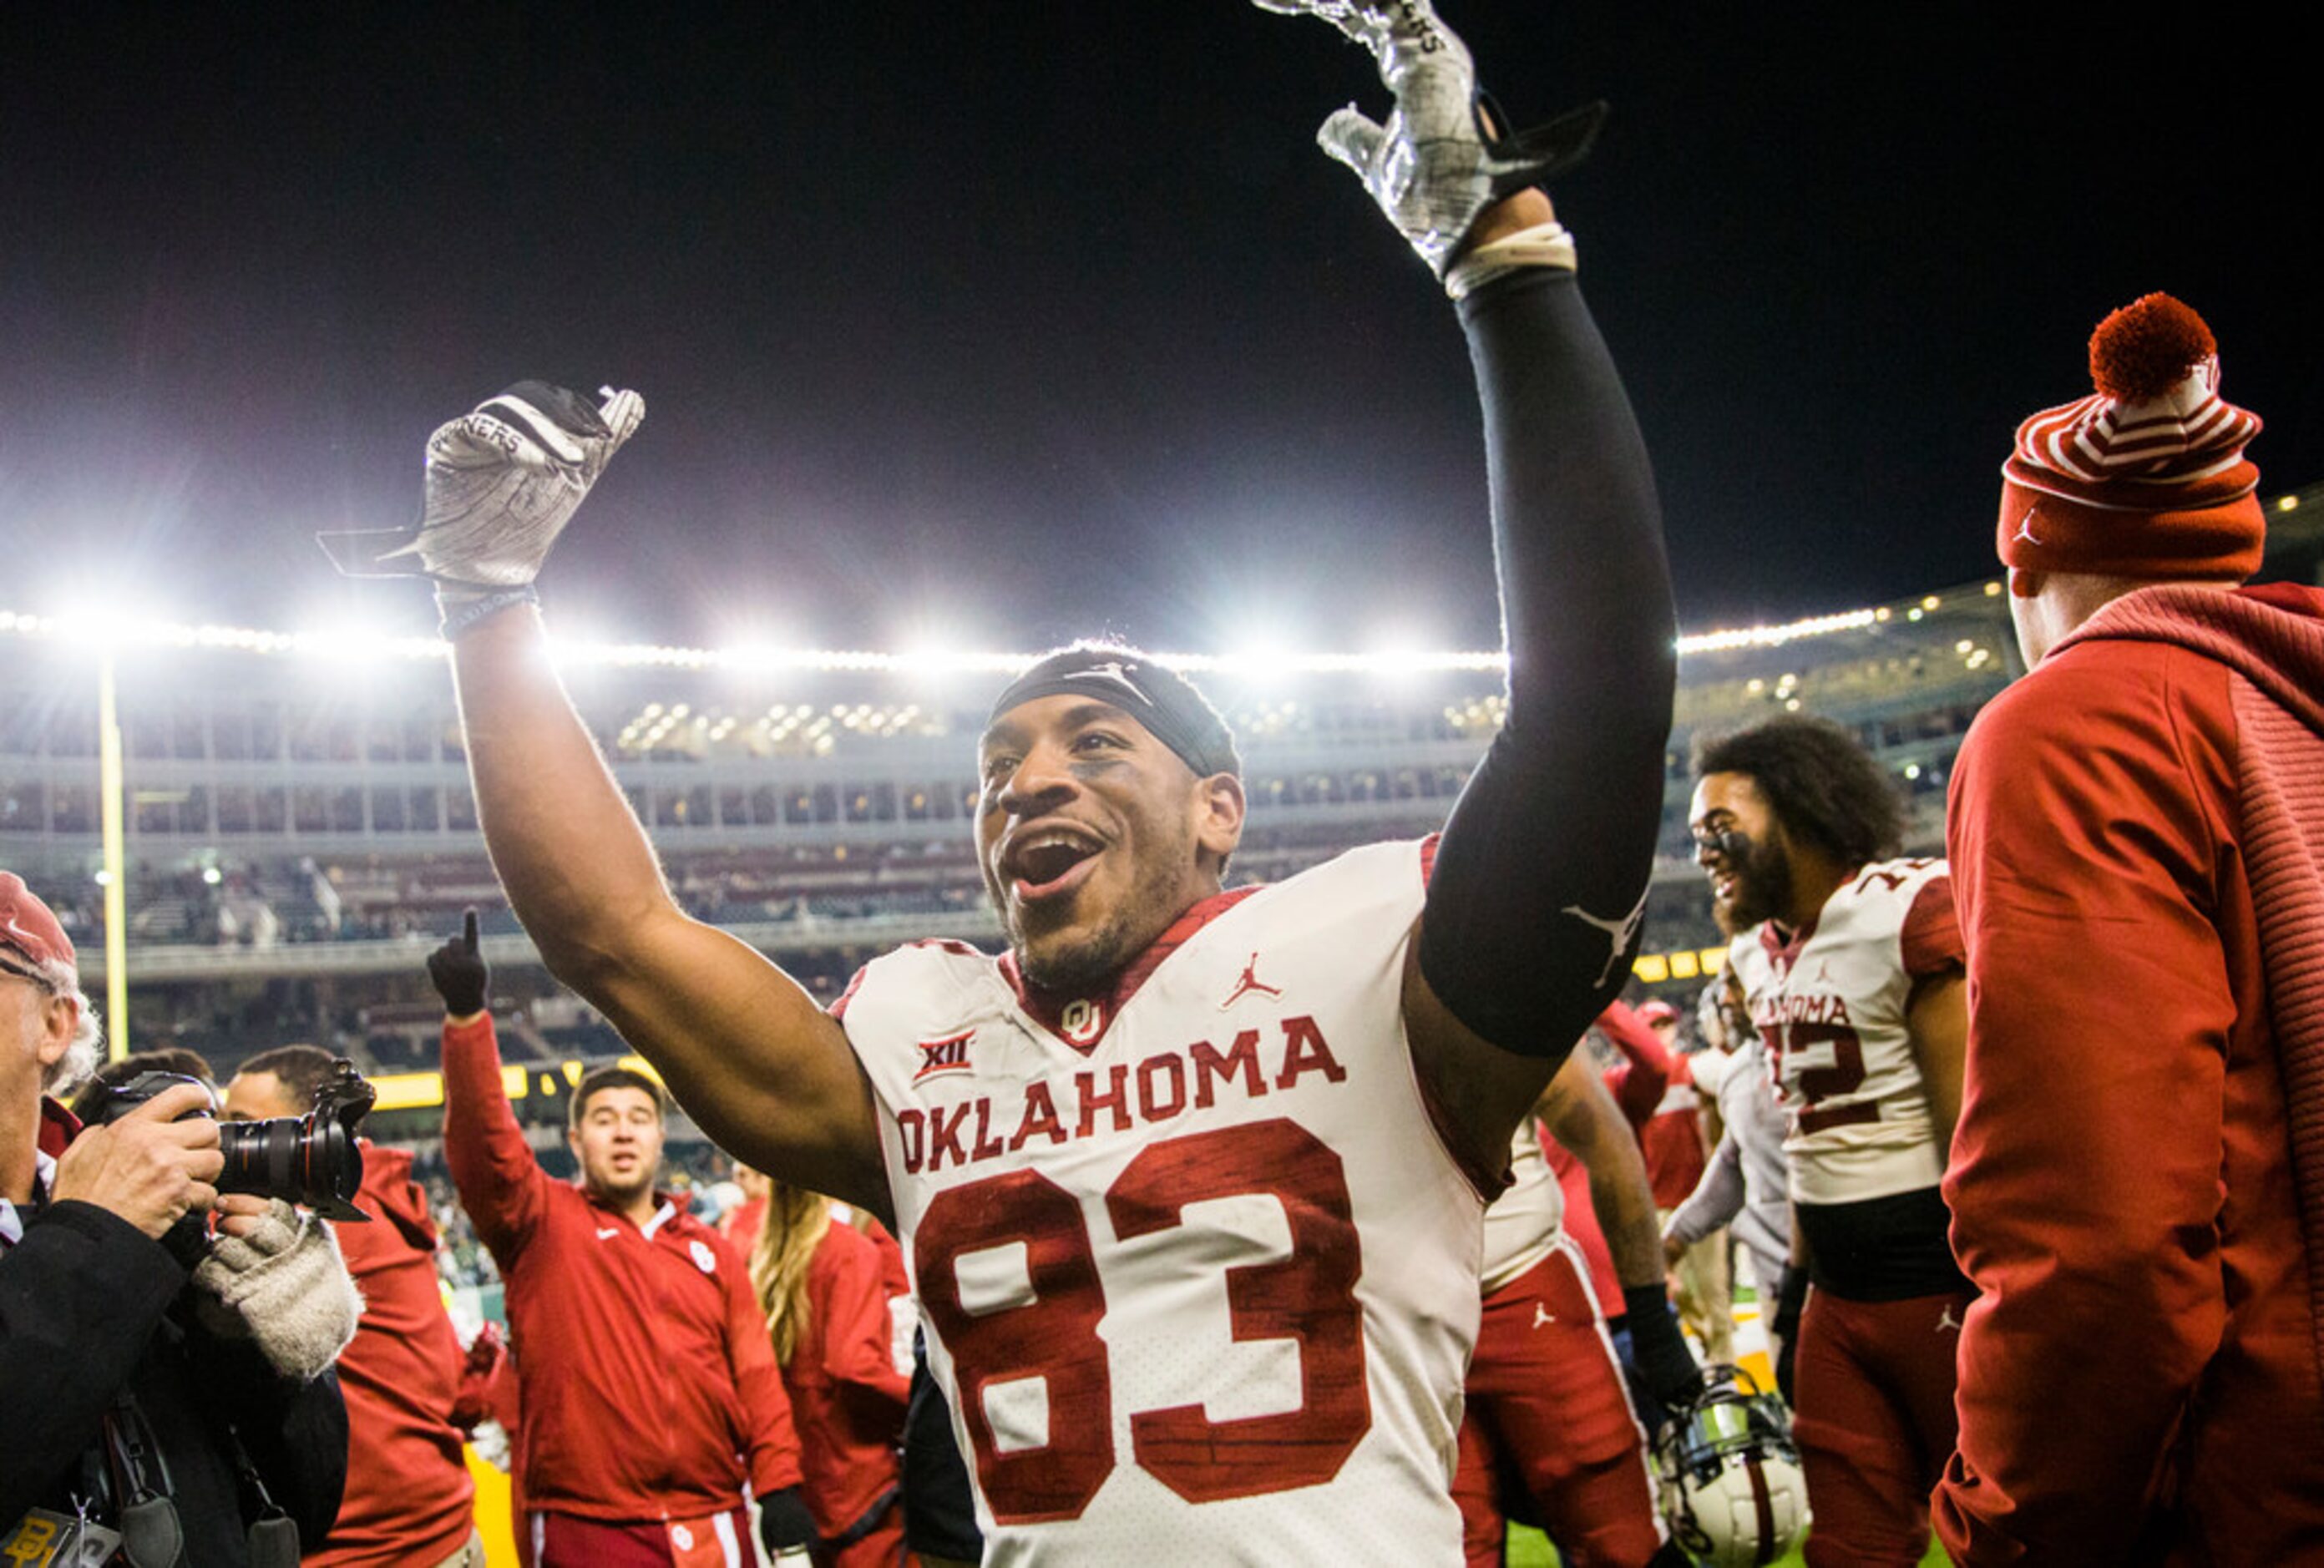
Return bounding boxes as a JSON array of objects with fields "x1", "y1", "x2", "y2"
[
  {"x1": 1060, "y1": 998, "x2": 1105, "y2": 1045},
  {"x1": 690, "y1": 1239, "x2": 718, "y2": 1275}
]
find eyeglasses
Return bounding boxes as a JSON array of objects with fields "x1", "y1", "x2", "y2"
[{"x1": 0, "y1": 955, "x2": 56, "y2": 994}]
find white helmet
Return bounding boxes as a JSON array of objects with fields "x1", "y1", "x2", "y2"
[{"x1": 1655, "y1": 1364, "x2": 1810, "y2": 1567}]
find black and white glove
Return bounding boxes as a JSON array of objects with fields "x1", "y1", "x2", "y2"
[
  {"x1": 1622, "y1": 1283, "x2": 1704, "y2": 1410},
  {"x1": 428, "y1": 908, "x2": 490, "y2": 1020},
  {"x1": 318, "y1": 380, "x2": 643, "y2": 629},
  {"x1": 757, "y1": 1487, "x2": 818, "y2": 1556},
  {"x1": 1252, "y1": 0, "x2": 1605, "y2": 276}
]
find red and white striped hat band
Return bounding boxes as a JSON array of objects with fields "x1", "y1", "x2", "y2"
[{"x1": 1997, "y1": 293, "x2": 2265, "y2": 580}]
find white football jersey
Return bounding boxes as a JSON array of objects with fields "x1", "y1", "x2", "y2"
[
  {"x1": 1481, "y1": 1118, "x2": 1564, "y2": 1293},
  {"x1": 840, "y1": 841, "x2": 1488, "y2": 1565},
  {"x1": 1725, "y1": 857, "x2": 1964, "y2": 1206}
]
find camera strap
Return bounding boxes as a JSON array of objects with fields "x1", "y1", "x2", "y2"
[
  {"x1": 100, "y1": 1393, "x2": 183, "y2": 1567},
  {"x1": 223, "y1": 1425, "x2": 298, "y2": 1568}
]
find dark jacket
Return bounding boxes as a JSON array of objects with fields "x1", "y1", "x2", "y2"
[{"x1": 1, "y1": 1100, "x2": 348, "y2": 1562}]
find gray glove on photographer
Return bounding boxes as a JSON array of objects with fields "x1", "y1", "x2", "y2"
[
  {"x1": 1253, "y1": 0, "x2": 1604, "y2": 278},
  {"x1": 192, "y1": 1200, "x2": 362, "y2": 1381}
]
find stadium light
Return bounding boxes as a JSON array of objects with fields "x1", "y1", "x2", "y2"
[{"x1": 1, "y1": 591, "x2": 1986, "y2": 677}]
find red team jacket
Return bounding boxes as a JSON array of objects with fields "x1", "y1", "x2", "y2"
[
  {"x1": 1937, "y1": 584, "x2": 2324, "y2": 1564},
  {"x1": 780, "y1": 1222, "x2": 911, "y2": 1540},
  {"x1": 442, "y1": 1014, "x2": 803, "y2": 1525},
  {"x1": 309, "y1": 1143, "x2": 477, "y2": 1568},
  {"x1": 1597, "y1": 1004, "x2": 1706, "y2": 1210}
]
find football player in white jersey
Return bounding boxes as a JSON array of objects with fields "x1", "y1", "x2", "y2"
[
  {"x1": 1688, "y1": 715, "x2": 1971, "y2": 1568},
  {"x1": 367, "y1": 3, "x2": 1677, "y2": 1560},
  {"x1": 1457, "y1": 1038, "x2": 1695, "y2": 1567}
]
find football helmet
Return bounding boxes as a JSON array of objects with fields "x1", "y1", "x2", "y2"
[{"x1": 1655, "y1": 1364, "x2": 1810, "y2": 1567}]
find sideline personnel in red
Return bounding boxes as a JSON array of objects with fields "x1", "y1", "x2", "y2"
[
  {"x1": 1937, "y1": 294, "x2": 2324, "y2": 1564},
  {"x1": 432, "y1": 913, "x2": 814, "y2": 1567},
  {"x1": 225, "y1": 1043, "x2": 484, "y2": 1568}
]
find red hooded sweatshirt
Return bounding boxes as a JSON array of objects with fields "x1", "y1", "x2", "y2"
[
  {"x1": 781, "y1": 1221, "x2": 910, "y2": 1541},
  {"x1": 442, "y1": 1014, "x2": 803, "y2": 1525},
  {"x1": 309, "y1": 1143, "x2": 477, "y2": 1568},
  {"x1": 1937, "y1": 583, "x2": 2324, "y2": 1565}
]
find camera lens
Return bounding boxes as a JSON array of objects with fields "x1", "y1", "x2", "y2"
[{"x1": 217, "y1": 1110, "x2": 362, "y2": 1215}]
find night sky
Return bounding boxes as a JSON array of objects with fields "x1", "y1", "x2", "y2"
[{"x1": 4, "y1": 4, "x2": 2316, "y2": 654}]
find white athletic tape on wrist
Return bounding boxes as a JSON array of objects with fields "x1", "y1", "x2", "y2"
[{"x1": 1445, "y1": 220, "x2": 1577, "y2": 301}]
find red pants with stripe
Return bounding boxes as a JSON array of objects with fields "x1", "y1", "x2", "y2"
[
  {"x1": 531, "y1": 1507, "x2": 752, "y2": 1568},
  {"x1": 1793, "y1": 1287, "x2": 1973, "y2": 1567},
  {"x1": 1453, "y1": 1241, "x2": 1668, "y2": 1568}
]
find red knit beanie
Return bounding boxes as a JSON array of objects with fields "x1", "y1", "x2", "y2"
[{"x1": 1998, "y1": 294, "x2": 2264, "y2": 579}]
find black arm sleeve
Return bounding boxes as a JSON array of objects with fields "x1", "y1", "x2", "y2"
[
  {"x1": 1420, "y1": 266, "x2": 1677, "y2": 1055},
  {"x1": 0, "y1": 1201, "x2": 187, "y2": 1524}
]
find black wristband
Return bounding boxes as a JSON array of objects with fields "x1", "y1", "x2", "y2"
[{"x1": 1623, "y1": 1283, "x2": 1677, "y2": 1331}]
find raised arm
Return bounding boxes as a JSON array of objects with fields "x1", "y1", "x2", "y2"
[
  {"x1": 349, "y1": 382, "x2": 885, "y2": 1212},
  {"x1": 433, "y1": 966, "x2": 553, "y2": 1262},
  {"x1": 451, "y1": 610, "x2": 884, "y2": 1211},
  {"x1": 1253, "y1": 0, "x2": 1673, "y2": 1179}
]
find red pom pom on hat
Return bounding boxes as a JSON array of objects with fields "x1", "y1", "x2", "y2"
[
  {"x1": 1997, "y1": 291, "x2": 2264, "y2": 581},
  {"x1": 2089, "y1": 293, "x2": 2216, "y2": 405}
]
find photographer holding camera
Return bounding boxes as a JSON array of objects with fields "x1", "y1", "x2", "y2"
[{"x1": 1, "y1": 872, "x2": 356, "y2": 1566}]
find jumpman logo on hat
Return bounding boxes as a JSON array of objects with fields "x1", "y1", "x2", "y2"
[{"x1": 2013, "y1": 505, "x2": 2043, "y2": 547}]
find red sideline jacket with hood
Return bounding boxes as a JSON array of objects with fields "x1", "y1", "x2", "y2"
[
  {"x1": 309, "y1": 1142, "x2": 476, "y2": 1567},
  {"x1": 1937, "y1": 583, "x2": 2324, "y2": 1565},
  {"x1": 781, "y1": 1220, "x2": 910, "y2": 1540},
  {"x1": 442, "y1": 1014, "x2": 803, "y2": 1525}
]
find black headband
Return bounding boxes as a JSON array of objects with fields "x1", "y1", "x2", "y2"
[{"x1": 986, "y1": 645, "x2": 1241, "y2": 780}]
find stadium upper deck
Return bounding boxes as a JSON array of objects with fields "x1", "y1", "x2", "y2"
[{"x1": 5, "y1": 488, "x2": 2318, "y2": 995}]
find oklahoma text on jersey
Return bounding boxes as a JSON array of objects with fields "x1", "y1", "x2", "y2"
[{"x1": 837, "y1": 842, "x2": 1490, "y2": 1564}]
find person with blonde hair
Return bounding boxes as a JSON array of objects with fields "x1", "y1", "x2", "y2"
[{"x1": 752, "y1": 1176, "x2": 912, "y2": 1567}]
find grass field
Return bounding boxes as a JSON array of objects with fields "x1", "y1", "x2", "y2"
[
  {"x1": 1505, "y1": 1522, "x2": 1950, "y2": 1565},
  {"x1": 1497, "y1": 1276, "x2": 1952, "y2": 1567}
]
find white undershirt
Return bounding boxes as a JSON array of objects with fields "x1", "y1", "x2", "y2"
[{"x1": 0, "y1": 1147, "x2": 58, "y2": 1247}]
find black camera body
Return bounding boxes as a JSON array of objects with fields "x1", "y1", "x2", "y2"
[{"x1": 91, "y1": 1060, "x2": 377, "y2": 1223}]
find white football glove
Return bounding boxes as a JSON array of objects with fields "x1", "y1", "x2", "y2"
[
  {"x1": 405, "y1": 381, "x2": 645, "y2": 589},
  {"x1": 1253, "y1": 0, "x2": 1605, "y2": 276},
  {"x1": 319, "y1": 381, "x2": 643, "y2": 594}
]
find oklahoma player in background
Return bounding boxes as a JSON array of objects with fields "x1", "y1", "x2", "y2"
[
  {"x1": 1457, "y1": 1032, "x2": 1695, "y2": 1568},
  {"x1": 1690, "y1": 716, "x2": 1971, "y2": 1568},
  {"x1": 360, "y1": 1, "x2": 1675, "y2": 1559}
]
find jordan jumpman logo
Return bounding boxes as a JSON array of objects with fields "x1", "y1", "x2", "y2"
[{"x1": 1220, "y1": 953, "x2": 1285, "y2": 1010}]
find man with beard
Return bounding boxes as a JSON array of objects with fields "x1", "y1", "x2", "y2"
[
  {"x1": 357, "y1": 2, "x2": 1677, "y2": 1557},
  {"x1": 1689, "y1": 716, "x2": 1970, "y2": 1567},
  {"x1": 432, "y1": 918, "x2": 813, "y2": 1566}
]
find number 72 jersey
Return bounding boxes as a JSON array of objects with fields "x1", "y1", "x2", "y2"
[
  {"x1": 1726, "y1": 856, "x2": 1966, "y2": 1206},
  {"x1": 837, "y1": 842, "x2": 1491, "y2": 1564}
]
